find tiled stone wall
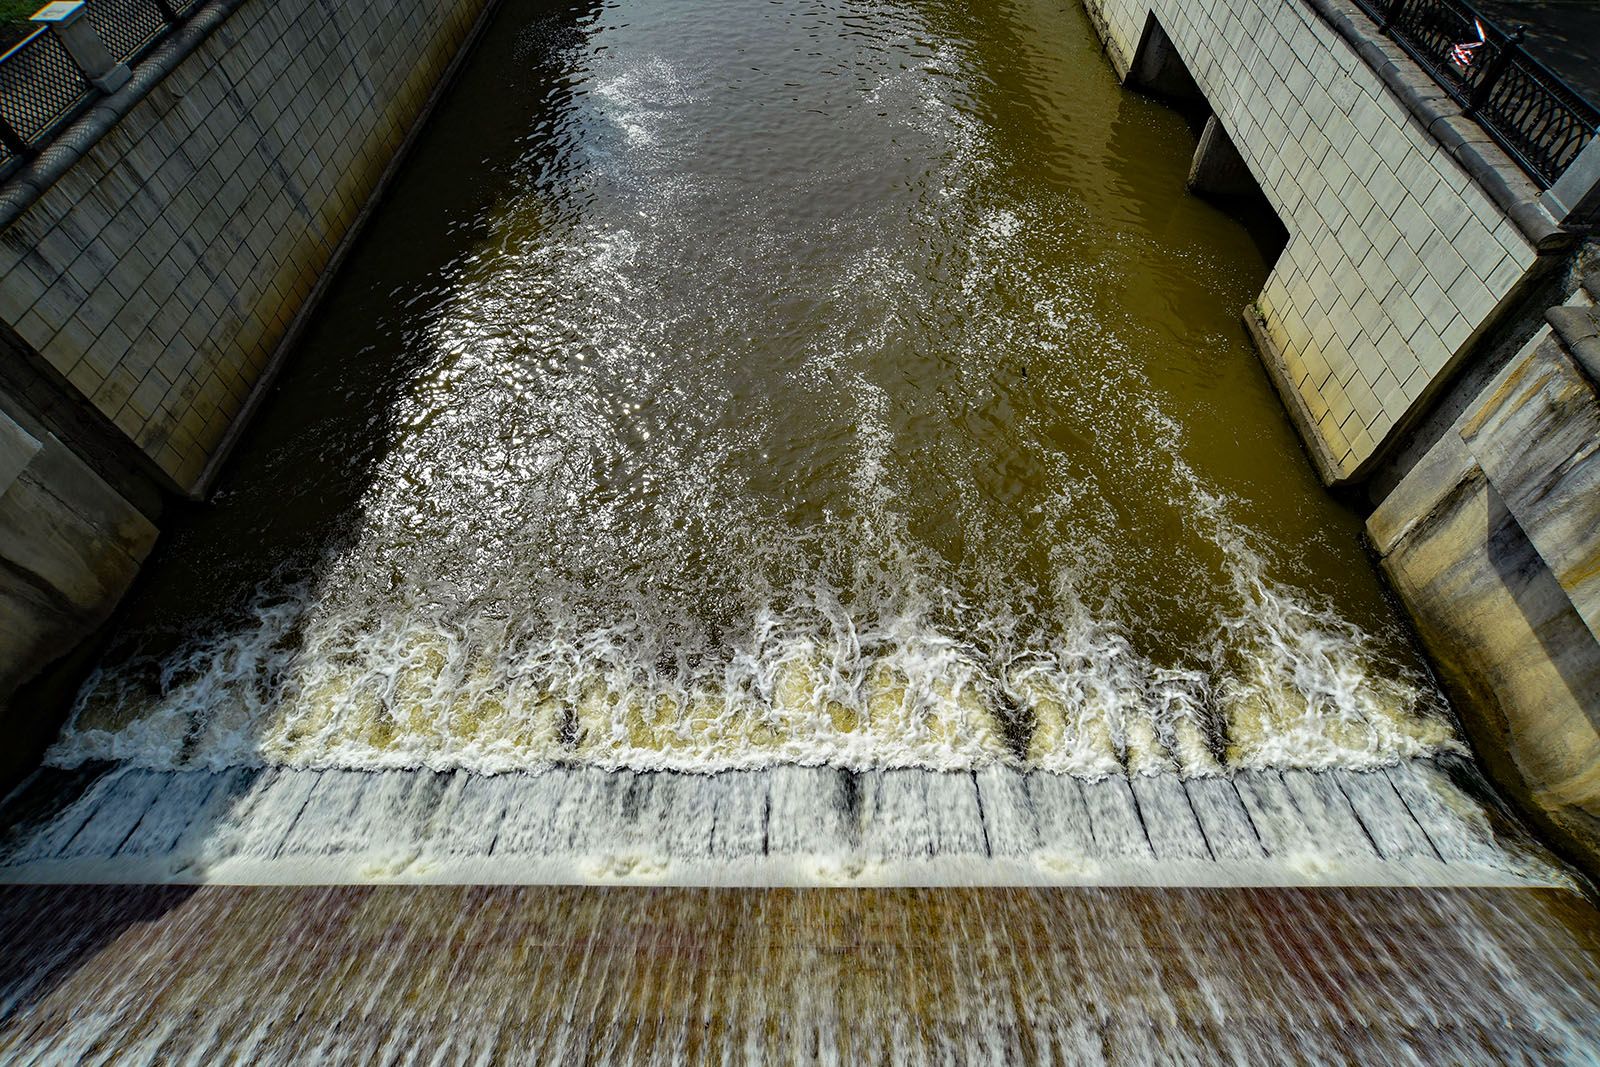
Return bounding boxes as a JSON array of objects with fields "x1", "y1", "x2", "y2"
[
  {"x1": 1084, "y1": 0, "x2": 1545, "y2": 482},
  {"x1": 0, "y1": 0, "x2": 489, "y2": 493}
]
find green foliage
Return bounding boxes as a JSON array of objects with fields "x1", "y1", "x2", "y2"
[{"x1": 1, "y1": 0, "x2": 38, "y2": 51}]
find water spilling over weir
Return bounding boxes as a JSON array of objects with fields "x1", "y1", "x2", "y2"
[
  {"x1": 2, "y1": 884, "x2": 1599, "y2": 1063},
  {"x1": 41, "y1": 0, "x2": 1451, "y2": 785},
  {"x1": 2, "y1": 0, "x2": 1598, "y2": 1058}
]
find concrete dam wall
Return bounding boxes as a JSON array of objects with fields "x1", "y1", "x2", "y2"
[
  {"x1": 0, "y1": 0, "x2": 494, "y2": 756},
  {"x1": 1082, "y1": 0, "x2": 1600, "y2": 873},
  {"x1": 1371, "y1": 277, "x2": 1600, "y2": 872}
]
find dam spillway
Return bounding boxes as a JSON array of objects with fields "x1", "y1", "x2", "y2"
[
  {"x1": 1, "y1": 0, "x2": 1598, "y2": 1059},
  {"x1": 0, "y1": 760, "x2": 1573, "y2": 887},
  {"x1": 2, "y1": 884, "x2": 1599, "y2": 1063},
  {"x1": 28, "y1": 0, "x2": 1456, "y2": 790}
]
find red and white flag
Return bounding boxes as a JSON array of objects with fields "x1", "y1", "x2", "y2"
[{"x1": 1450, "y1": 19, "x2": 1486, "y2": 69}]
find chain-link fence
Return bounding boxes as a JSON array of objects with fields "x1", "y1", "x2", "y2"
[{"x1": 0, "y1": 0, "x2": 205, "y2": 177}]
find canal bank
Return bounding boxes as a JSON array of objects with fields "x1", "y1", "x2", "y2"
[
  {"x1": 1, "y1": 0, "x2": 502, "y2": 780},
  {"x1": 1082, "y1": 0, "x2": 1600, "y2": 877}
]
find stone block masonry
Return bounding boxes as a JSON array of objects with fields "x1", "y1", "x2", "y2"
[
  {"x1": 0, "y1": 0, "x2": 498, "y2": 746},
  {"x1": 1082, "y1": 0, "x2": 1578, "y2": 484},
  {"x1": 0, "y1": 0, "x2": 493, "y2": 495}
]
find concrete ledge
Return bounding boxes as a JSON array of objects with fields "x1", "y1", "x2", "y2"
[
  {"x1": 1303, "y1": 0, "x2": 1573, "y2": 253},
  {"x1": 1547, "y1": 305, "x2": 1600, "y2": 383},
  {"x1": 0, "y1": 0, "x2": 245, "y2": 230},
  {"x1": 0, "y1": 323, "x2": 169, "y2": 515},
  {"x1": 1459, "y1": 329, "x2": 1600, "y2": 642}
]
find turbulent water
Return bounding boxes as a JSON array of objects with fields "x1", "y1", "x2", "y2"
[
  {"x1": 9, "y1": 6, "x2": 1597, "y2": 1061},
  {"x1": 5, "y1": 884, "x2": 1600, "y2": 1063},
  {"x1": 47, "y1": 0, "x2": 1455, "y2": 780}
]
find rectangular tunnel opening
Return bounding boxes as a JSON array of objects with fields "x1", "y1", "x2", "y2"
[{"x1": 1126, "y1": 12, "x2": 1288, "y2": 269}]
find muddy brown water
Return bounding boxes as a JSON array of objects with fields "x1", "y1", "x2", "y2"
[
  {"x1": 5, "y1": 0, "x2": 1599, "y2": 1060},
  {"x1": 48, "y1": 0, "x2": 1445, "y2": 778}
]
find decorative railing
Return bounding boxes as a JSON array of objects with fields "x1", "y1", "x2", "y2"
[
  {"x1": 1350, "y1": 0, "x2": 1600, "y2": 188},
  {"x1": 0, "y1": 0, "x2": 206, "y2": 178}
]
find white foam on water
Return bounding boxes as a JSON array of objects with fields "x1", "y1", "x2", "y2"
[
  {"x1": 46, "y1": 536, "x2": 1457, "y2": 777},
  {"x1": 41, "y1": 7, "x2": 1457, "y2": 785}
]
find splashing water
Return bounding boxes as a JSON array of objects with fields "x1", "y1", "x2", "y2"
[{"x1": 46, "y1": 0, "x2": 1456, "y2": 782}]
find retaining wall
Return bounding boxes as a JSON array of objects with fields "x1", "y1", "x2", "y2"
[
  {"x1": 0, "y1": 0, "x2": 493, "y2": 729},
  {"x1": 0, "y1": 0, "x2": 490, "y2": 494},
  {"x1": 1083, "y1": 0, "x2": 1574, "y2": 483}
]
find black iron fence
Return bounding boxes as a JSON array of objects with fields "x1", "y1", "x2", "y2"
[
  {"x1": 3, "y1": 0, "x2": 1597, "y2": 194},
  {"x1": 1351, "y1": 0, "x2": 1600, "y2": 188},
  {"x1": 0, "y1": 0, "x2": 206, "y2": 177}
]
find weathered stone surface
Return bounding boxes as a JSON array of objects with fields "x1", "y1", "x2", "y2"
[
  {"x1": 1542, "y1": 135, "x2": 1600, "y2": 226},
  {"x1": 1124, "y1": 15, "x2": 1199, "y2": 102},
  {"x1": 0, "y1": 406, "x2": 156, "y2": 709},
  {"x1": 1547, "y1": 303, "x2": 1600, "y2": 382},
  {"x1": 0, "y1": 405, "x2": 42, "y2": 493},
  {"x1": 1460, "y1": 333, "x2": 1600, "y2": 642},
  {"x1": 1370, "y1": 323, "x2": 1600, "y2": 877}
]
